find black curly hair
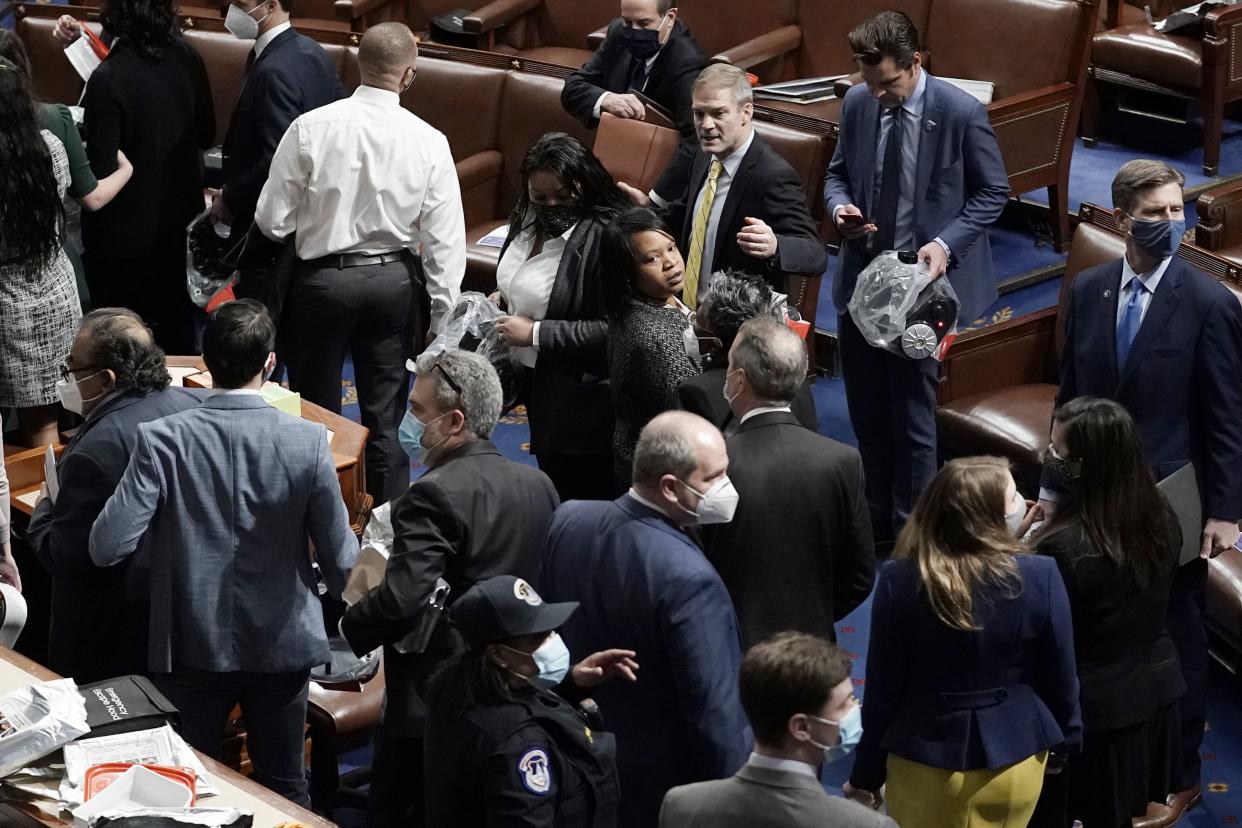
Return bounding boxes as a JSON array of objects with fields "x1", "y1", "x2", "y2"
[
  {"x1": 81, "y1": 308, "x2": 171, "y2": 393},
  {"x1": 0, "y1": 57, "x2": 63, "y2": 275},
  {"x1": 100, "y1": 0, "x2": 176, "y2": 62},
  {"x1": 506, "y1": 132, "x2": 631, "y2": 240},
  {"x1": 597, "y1": 206, "x2": 678, "y2": 320}
]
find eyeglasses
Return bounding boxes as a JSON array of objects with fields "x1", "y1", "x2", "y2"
[
  {"x1": 434, "y1": 361, "x2": 462, "y2": 396},
  {"x1": 59, "y1": 362, "x2": 102, "y2": 383}
]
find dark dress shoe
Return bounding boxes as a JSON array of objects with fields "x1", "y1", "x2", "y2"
[
  {"x1": 1166, "y1": 786, "x2": 1203, "y2": 822},
  {"x1": 1132, "y1": 801, "x2": 1176, "y2": 828}
]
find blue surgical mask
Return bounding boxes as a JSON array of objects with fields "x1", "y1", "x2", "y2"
[
  {"x1": 398, "y1": 410, "x2": 449, "y2": 465},
  {"x1": 503, "y1": 632, "x2": 571, "y2": 690},
  {"x1": 809, "y1": 705, "x2": 863, "y2": 764},
  {"x1": 1125, "y1": 213, "x2": 1185, "y2": 259}
]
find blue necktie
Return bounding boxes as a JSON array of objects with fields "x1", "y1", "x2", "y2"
[{"x1": 1115, "y1": 278, "x2": 1146, "y2": 372}]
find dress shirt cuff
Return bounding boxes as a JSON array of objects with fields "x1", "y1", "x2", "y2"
[
  {"x1": 649, "y1": 190, "x2": 669, "y2": 209},
  {"x1": 593, "y1": 91, "x2": 609, "y2": 121},
  {"x1": 832, "y1": 204, "x2": 845, "y2": 223},
  {"x1": 1039, "y1": 487, "x2": 1063, "y2": 504},
  {"x1": 531, "y1": 321, "x2": 541, "y2": 351},
  {"x1": 934, "y1": 237, "x2": 951, "y2": 259}
]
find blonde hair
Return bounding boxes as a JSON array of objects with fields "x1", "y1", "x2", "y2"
[{"x1": 895, "y1": 457, "x2": 1026, "y2": 631}]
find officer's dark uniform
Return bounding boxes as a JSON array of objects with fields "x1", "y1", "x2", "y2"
[
  {"x1": 426, "y1": 686, "x2": 619, "y2": 827},
  {"x1": 424, "y1": 575, "x2": 621, "y2": 828}
]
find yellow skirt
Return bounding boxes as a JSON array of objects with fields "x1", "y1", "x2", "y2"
[{"x1": 885, "y1": 751, "x2": 1048, "y2": 828}]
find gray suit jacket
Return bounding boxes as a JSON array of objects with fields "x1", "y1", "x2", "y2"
[
  {"x1": 90, "y1": 393, "x2": 358, "y2": 674},
  {"x1": 659, "y1": 763, "x2": 897, "y2": 828}
]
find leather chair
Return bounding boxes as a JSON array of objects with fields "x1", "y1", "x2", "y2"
[
  {"x1": 306, "y1": 659, "x2": 387, "y2": 815},
  {"x1": 1085, "y1": 0, "x2": 1242, "y2": 175},
  {"x1": 452, "y1": 0, "x2": 615, "y2": 66},
  {"x1": 935, "y1": 205, "x2": 1124, "y2": 494},
  {"x1": 1195, "y1": 177, "x2": 1242, "y2": 268}
]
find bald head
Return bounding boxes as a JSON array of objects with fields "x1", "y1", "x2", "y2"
[
  {"x1": 358, "y1": 22, "x2": 418, "y2": 91},
  {"x1": 632, "y1": 411, "x2": 729, "y2": 525},
  {"x1": 728, "y1": 315, "x2": 806, "y2": 413},
  {"x1": 71, "y1": 307, "x2": 170, "y2": 415}
]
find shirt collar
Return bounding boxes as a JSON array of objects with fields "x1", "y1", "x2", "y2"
[
  {"x1": 627, "y1": 488, "x2": 672, "y2": 518},
  {"x1": 739, "y1": 404, "x2": 792, "y2": 425},
  {"x1": 716, "y1": 128, "x2": 755, "y2": 177},
  {"x1": 254, "y1": 21, "x2": 291, "y2": 57},
  {"x1": 211, "y1": 388, "x2": 264, "y2": 397},
  {"x1": 353, "y1": 84, "x2": 401, "y2": 107},
  {"x1": 746, "y1": 752, "x2": 817, "y2": 778},
  {"x1": 890, "y1": 66, "x2": 927, "y2": 121},
  {"x1": 1120, "y1": 252, "x2": 1172, "y2": 295}
]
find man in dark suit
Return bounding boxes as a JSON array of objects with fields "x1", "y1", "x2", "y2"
[
  {"x1": 1045, "y1": 159, "x2": 1242, "y2": 822},
  {"x1": 621, "y1": 63, "x2": 826, "y2": 306},
  {"x1": 661, "y1": 632, "x2": 895, "y2": 828},
  {"x1": 677, "y1": 269, "x2": 817, "y2": 432},
  {"x1": 541, "y1": 410, "x2": 751, "y2": 828},
  {"x1": 90, "y1": 300, "x2": 357, "y2": 807},
  {"x1": 27, "y1": 309, "x2": 202, "y2": 683},
  {"x1": 207, "y1": 0, "x2": 344, "y2": 239},
  {"x1": 342, "y1": 349, "x2": 560, "y2": 827},
  {"x1": 560, "y1": 0, "x2": 707, "y2": 202},
  {"x1": 703, "y1": 317, "x2": 874, "y2": 649},
  {"x1": 823, "y1": 11, "x2": 1009, "y2": 547}
]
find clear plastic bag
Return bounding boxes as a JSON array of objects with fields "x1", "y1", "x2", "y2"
[
  {"x1": 185, "y1": 210, "x2": 240, "y2": 310},
  {"x1": 422, "y1": 292, "x2": 519, "y2": 408},
  {"x1": 0, "y1": 678, "x2": 91, "y2": 778},
  {"x1": 847, "y1": 250, "x2": 960, "y2": 361}
]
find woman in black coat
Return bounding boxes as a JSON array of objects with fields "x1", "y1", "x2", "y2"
[
  {"x1": 1032, "y1": 396, "x2": 1184, "y2": 828},
  {"x1": 79, "y1": 0, "x2": 214, "y2": 354},
  {"x1": 493, "y1": 133, "x2": 630, "y2": 501}
]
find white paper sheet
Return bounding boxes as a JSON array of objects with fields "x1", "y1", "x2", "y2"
[{"x1": 42, "y1": 446, "x2": 58, "y2": 506}]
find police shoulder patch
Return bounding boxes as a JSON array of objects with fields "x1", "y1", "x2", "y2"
[{"x1": 518, "y1": 747, "x2": 552, "y2": 795}]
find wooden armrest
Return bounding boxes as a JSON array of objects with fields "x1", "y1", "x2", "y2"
[
  {"x1": 938, "y1": 308, "x2": 1058, "y2": 403},
  {"x1": 1196, "y1": 178, "x2": 1242, "y2": 250},
  {"x1": 456, "y1": 150, "x2": 503, "y2": 190},
  {"x1": 462, "y1": 0, "x2": 540, "y2": 34},
  {"x1": 587, "y1": 22, "x2": 608, "y2": 50},
  {"x1": 710, "y1": 24, "x2": 802, "y2": 71},
  {"x1": 334, "y1": 0, "x2": 387, "y2": 21},
  {"x1": 1204, "y1": 2, "x2": 1242, "y2": 35},
  {"x1": 987, "y1": 82, "x2": 1075, "y2": 119}
]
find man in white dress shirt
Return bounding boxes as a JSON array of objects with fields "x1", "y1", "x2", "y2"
[
  {"x1": 256, "y1": 22, "x2": 466, "y2": 504},
  {"x1": 659, "y1": 632, "x2": 896, "y2": 828}
]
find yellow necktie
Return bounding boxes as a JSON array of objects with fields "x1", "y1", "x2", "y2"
[{"x1": 683, "y1": 159, "x2": 723, "y2": 309}]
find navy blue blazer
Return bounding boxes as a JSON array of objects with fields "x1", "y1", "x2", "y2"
[
  {"x1": 27, "y1": 387, "x2": 203, "y2": 681},
  {"x1": 850, "y1": 556, "x2": 1081, "y2": 791},
  {"x1": 824, "y1": 74, "x2": 1009, "y2": 323},
  {"x1": 221, "y1": 27, "x2": 344, "y2": 231},
  {"x1": 540, "y1": 495, "x2": 751, "y2": 828},
  {"x1": 1057, "y1": 257, "x2": 1242, "y2": 521}
]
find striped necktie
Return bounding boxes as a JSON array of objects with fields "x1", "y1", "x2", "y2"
[{"x1": 683, "y1": 159, "x2": 723, "y2": 309}]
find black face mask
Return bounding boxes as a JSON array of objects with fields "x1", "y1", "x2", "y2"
[
  {"x1": 533, "y1": 204, "x2": 582, "y2": 238},
  {"x1": 1041, "y1": 449, "x2": 1081, "y2": 495},
  {"x1": 620, "y1": 26, "x2": 661, "y2": 61}
]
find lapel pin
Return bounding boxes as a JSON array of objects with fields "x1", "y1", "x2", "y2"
[
  {"x1": 1103, "y1": 289, "x2": 1112, "y2": 299},
  {"x1": 924, "y1": 119, "x2": 936, "y2": 131}
]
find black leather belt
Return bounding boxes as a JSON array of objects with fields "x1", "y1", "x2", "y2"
[{"x1": 310, "y1": 250, "x2": 410, "y2": 269}]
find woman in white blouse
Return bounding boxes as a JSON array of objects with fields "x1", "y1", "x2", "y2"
[{"x1": 492, "y1": 133, "x2": 631, "y2": 501}]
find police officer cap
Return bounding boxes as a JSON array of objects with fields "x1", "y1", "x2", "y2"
[{"x1": 452, "y1": 576, "x2": 579, "y2": 649}]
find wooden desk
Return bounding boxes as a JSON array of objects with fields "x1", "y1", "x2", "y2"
[{"x1": 0, "y1": 646, "x2": 335, "y2": 827}]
